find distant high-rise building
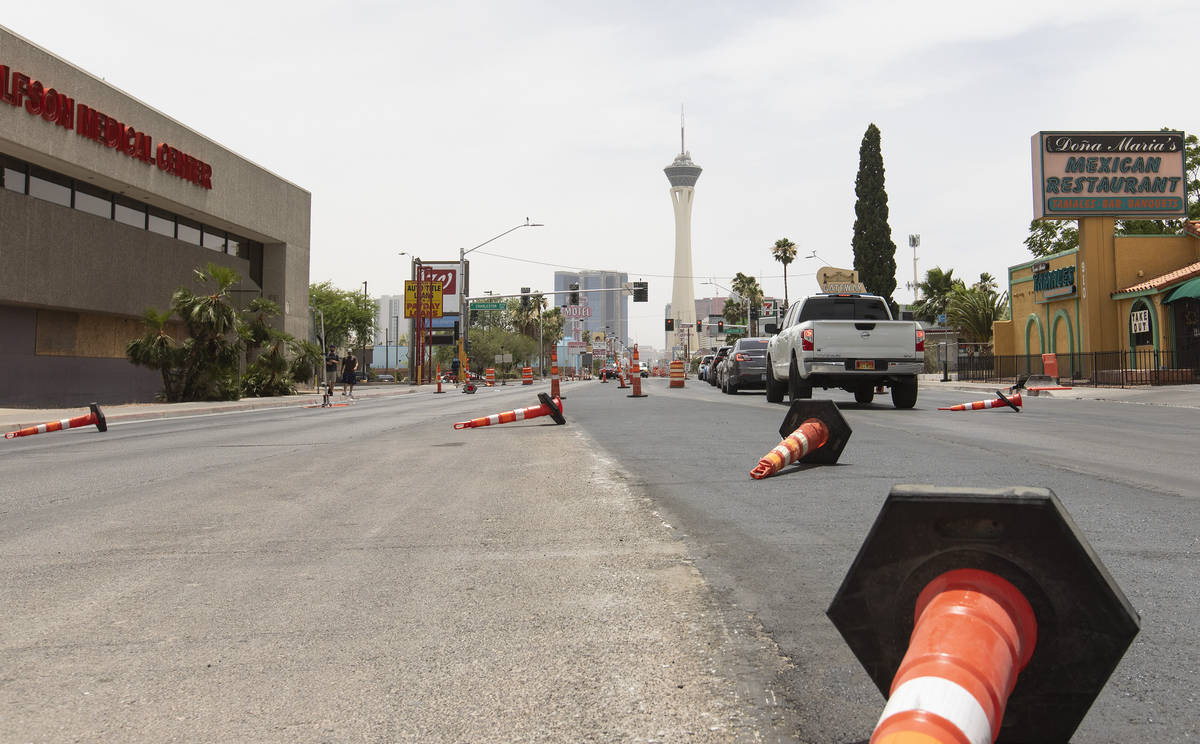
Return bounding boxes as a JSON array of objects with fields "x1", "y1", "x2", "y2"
[
  {"x1": 665, "y1": 120, "x2": 701, "y2": 358},
  {"x1": 374, "y1": 296, "x2": 404, "y2": 345},
  {"x1": 553, "y1": 270, "x2": 629, "y2": 347}
]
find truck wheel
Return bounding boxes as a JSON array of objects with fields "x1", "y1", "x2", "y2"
[
  {"x1": 891, "y1": 377, "x2": 918, "y2": 409},
  {"x1": 854, "y1": 387, "x2": 874, "y2": 406},
  {"x1": 765, "y1": 357, "x2": 786, "y2": 403},
  {"x1": 788, "y1": 356, "x2": 812, "y2": 400}
]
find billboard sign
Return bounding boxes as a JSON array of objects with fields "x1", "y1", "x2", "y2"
[
  {"x1": 415, "y1": 261, "x2": 466, "y2": 314},
  {"x1": 1032, "y1": 131, "x2": 1188, "y2": 219},
  {"x1": 404, "y1": 280, "x2": 443, "y2": 318}
]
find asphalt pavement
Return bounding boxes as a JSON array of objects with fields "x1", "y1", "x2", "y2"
[{"x1": 4, "y1": 374, "x2": 1200, "y2": 435}]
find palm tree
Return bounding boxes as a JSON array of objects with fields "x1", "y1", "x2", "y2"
[
  {"x1": 771, "y1": 238, "x2": 797, "y2": 309},
  {"x1": 126, "y1": 308, "x2": 186, "y2": 401},
  {"x1": 946, "y1": 284, "x2": 1010, "y2": 344},
  {"x1": 169, "y1": 263, "x2": 245, "y2": 400},
  {"x1": 730, "y1": 272, "x2": 764, "y2": 335},
  {"x1": 911, "y1": 266, "x2": 964, "y2": 325}
]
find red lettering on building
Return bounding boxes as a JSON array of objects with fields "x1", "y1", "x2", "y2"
[{"x1": 3, "y1": 61, "x2": 213, "y2": 189}]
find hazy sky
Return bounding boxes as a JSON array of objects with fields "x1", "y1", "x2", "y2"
[{"x1": 5, "y1": 1, "x2": 1194, "y2": 348}]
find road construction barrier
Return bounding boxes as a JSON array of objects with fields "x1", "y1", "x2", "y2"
[
  {"x1": 938, "y1": 390, "x2": 1021, "y2": 411},
  {"x1": 669, "y1": 360, "x2": 685, "y2": 388},
  {"x1": 828, "y1": 485, "x2": 1140, "y2": 744},
  {"x1": 628, "y1": 345, "x2": 646, "y2": 398},
  {"x1": 453, "y1": 392, "x2": 565, "y2": 429},
  {"x1": 485, "y1": 368, "x2": 496, "y2": 387},
  {"x1": 749, "y1": 400, "x2": 852, "y2": 478},
  {"x1": 521, "y1": 367, "x2": 533, "y2": 385},
  {"x1": 5, "y1": 402, "x2": 107, "y2": 439},
  {"x1": 550, "y1": 351, "x2": 563, "y2": 399}
]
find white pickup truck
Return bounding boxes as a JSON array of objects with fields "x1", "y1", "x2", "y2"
[{"x1": 765, "y1": 293, "x2": 925, "y2": 408}]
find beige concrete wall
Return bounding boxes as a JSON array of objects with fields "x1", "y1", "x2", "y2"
[
  {"x1": 0, "y1": 25, "x2": 309, "y2": 335},
  {"x1": 1114, "y1": 234, "x2": 1198, "y2": 290}
]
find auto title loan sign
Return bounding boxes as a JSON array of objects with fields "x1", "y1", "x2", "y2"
[
  {"x1": 1, "y1": 63, "x2": 213, "y2": 189},
  {"x1": 1031, "y1": 131, "x2": 1187, "y2": 219}
]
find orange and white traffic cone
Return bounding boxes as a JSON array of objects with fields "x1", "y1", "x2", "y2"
[
  {"x1": 750, "y1": 400, "x2": 852, "y2": 478},
  {"x1": 628, "y1": 345, "x2": 646, "y2": 398},
  {"x1": 938, "y1": 390, "x2": 1022, "y2": 411},
  {"x1": 750, "y1": 418, "x2": 829, "y2": 479},
  {"x1": 617, "y1": 361, "x2": 628, "y2": 389},
  {"x1": 550, "y1": 351, "x2": 563, "y2": 399},
  {"x1": 870, "y1": 568, "x2": 1037, "y2": 744},
  {"x1": 453, "y1": 392, "x2": 565, "y2": 429},
  {"x1": 5, "y1": 402, "x2": 107, "y2": 439},
  {"x1": 435, "y1": 365, "x2": 445, "y2": 394}
]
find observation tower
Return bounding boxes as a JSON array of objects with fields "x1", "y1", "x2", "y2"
[{"x1": 664, "y1": 123, "x2": 702, "y2": 357}]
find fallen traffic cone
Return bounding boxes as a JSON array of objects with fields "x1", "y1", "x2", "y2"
[
  {"x1": 749, "y1": 400, "x2": 852, "y2": 478},
  {"x1": 938, "y1": 390, "x2": 1022, "y2": 411},
  {"x1": 828, "y1": 485, "x2": 1140, "y2": 744},
  {"x1": 5, "y1": 402, "x2": 107, "y2": 439},
  {"x1": 453, "y1": 392, "x2": 565, "y2": 429}
]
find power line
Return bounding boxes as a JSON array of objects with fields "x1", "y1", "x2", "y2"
[{"x1": 473, "y1": 249, "x2": 815, "y2": 282}]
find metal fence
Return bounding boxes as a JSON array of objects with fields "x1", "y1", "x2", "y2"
[{"x1": 954, "y1": 349, "x2": 1200, "y2": 388}]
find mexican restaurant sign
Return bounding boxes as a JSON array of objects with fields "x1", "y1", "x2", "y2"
[
  {"x1": 1, "y1": 62, "x2": 213, "y2": 189},
  {"x1": 1032, "y1": 131, "x2": 1187, "y2": 219}
]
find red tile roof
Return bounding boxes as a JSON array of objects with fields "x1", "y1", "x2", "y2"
[
  {"x1": 1186, "y1": 220, "x2": 1200, "y2": 239},
  {"x1": 1114, "y1": 260, "x2": 1200, "y2": 295}
]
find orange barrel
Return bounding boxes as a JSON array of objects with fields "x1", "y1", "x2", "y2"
[
  {"x1": 485, "y1": 368, "x2": 496, "y2": 387},
  {"x1": 550, "y1": 351, "x2": 562, "y2": 398},
  {"x1": 669, "y1": 360, "x2": 685, "y2": 388},
  {"x1": 521, "y1": 367, "x2": 533, "y2": 385}
]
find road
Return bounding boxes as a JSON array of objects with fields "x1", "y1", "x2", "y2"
[{"x1": 2, "y1": 378, "x2": 1197, "y2": 742}]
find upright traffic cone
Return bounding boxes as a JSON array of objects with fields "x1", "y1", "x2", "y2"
[
  {"x1": 435, "y1": 365, "x2": 445, "y2": 394},
  {"x1": 938, "y1": 390, "x2": 1022, "y2": 411},
  {"x1": 550, "y1": 351, "x2": 563, "y2": 399},
  {"x1": 749, "y1": 400, "x2": 852, "y2": 478},
  {"x1": 628, "y1": 345, "x2": 646, "y2": 398},
  {"x1": 453, "y1": 392, "x2": 565, "y2": 429},
  {"x1": 5, "y1": 402, "x2": 107, "y2": 439},
  {"x1": 617, "y1": 360, "x2": 628, "y2": 389}
]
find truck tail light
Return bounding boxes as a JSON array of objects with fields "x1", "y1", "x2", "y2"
[
  {"x1": 801, "y1": 328, "x2": 815, "y2": 351},
  {"x1": 915, "y1": 328, "x2": 926, "y2": 352},
  {"x1": 735, "y1": 353, "x2": 748, "y2": 361}
]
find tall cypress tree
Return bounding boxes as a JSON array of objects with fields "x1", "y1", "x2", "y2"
[{"x1": 851, "y1": 123, "x2": 898, "y2": 314}]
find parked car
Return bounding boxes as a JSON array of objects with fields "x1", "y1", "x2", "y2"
[
  {"x1": 708, "y1": 346, "x2": 732, "y2": 386},
  {"x1": 373, "y1": 373, "x2": 395, "y2": 383},
  {"x1": 721, "y1": 337, "x2": 770, "y2": 394},
  {"x1": 698, "y1": 354, "x2": 715, "y2": 382},
  {"x1": 599, "y1": 366, "x2": 619, "y2": 381}
]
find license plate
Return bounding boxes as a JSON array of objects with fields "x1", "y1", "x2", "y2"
[
  {"x1": 760, "y1": 374, "x2": 767, "y2": 382},
  {"x1": 855, "y1": 360, "x2": 875, "y2": 370}
]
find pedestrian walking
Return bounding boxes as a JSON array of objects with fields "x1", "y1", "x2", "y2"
[
  {"x1": 341, "y1": 351, "x2": 358, "y2": 397},
  {"x1": 324, "y1": 346, "x2": 339, "y2": 393}
]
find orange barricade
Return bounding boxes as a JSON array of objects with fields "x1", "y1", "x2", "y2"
[
  {"x1": 1042, "y1": 352, "x2": 1059, "y2": 381},
  {"x1": 669, "y1": 360, "x2": 685, "y2": 388},
  {"x1": 485, "y1": 368, "x2": 495, "y2": 387},
  {"x1": 521, "y1": 367, "x2": 533, "y2": 385}
]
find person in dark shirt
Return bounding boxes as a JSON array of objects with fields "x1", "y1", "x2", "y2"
[{"x1": 341, "y1": 351, "x2": 358, "y2": 398}]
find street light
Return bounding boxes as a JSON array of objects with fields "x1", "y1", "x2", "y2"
[
  {"x1": 459, "y1": 218, "x2": 543, "y2": 381},
  {"x1": 703, "y1": 278, "x2": 751, "y2": 340},
  {"x1": 805, "y1": 250, "x2": 833, "y2": 265}
]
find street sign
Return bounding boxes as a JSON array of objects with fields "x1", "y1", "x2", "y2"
[
  {"x1": 469, "y1": 301, "x2": 506, "y2": 310},
  {"x1": 937, "y1": 313, "x2": 947, "y2": 324}
]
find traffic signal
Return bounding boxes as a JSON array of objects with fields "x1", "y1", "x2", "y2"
[
  {"x1": 521, "y1": 287, "x2": 530, "y2": 310},
  {"x1": 632, "y1": 281, "x2": 648, "y2": 302},
  {"x1": 696, "y1": 319, "x2": 702, "y2": 333},
  {"x1": 665, "y1": 318, "x2": 675, "y2": 331},
  {"x1": 569, "y1": 282, "x2": 580, "y2": 305},
  {"x1": 717, "y1": 320, "x2": 724, "y2": 333},
  {"x1": 470, "y1": 309, "x2": 478, "y2": 324}
]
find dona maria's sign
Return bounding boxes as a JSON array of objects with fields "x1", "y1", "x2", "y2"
[{"x1": 1031, "y1": 131, "x2": 1187, "y2": 220}]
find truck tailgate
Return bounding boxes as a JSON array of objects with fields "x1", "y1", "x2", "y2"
[{"x1": 810, "y1": 320, "x2": 917, "y2": 361}]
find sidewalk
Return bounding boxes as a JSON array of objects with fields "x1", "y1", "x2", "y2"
[
  {"x1": 0, "y1": 382, "x2": 423, "y2": 433},
  {"x1": 917, "y1": 373, "x2": 1200, "y2": 408}
]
